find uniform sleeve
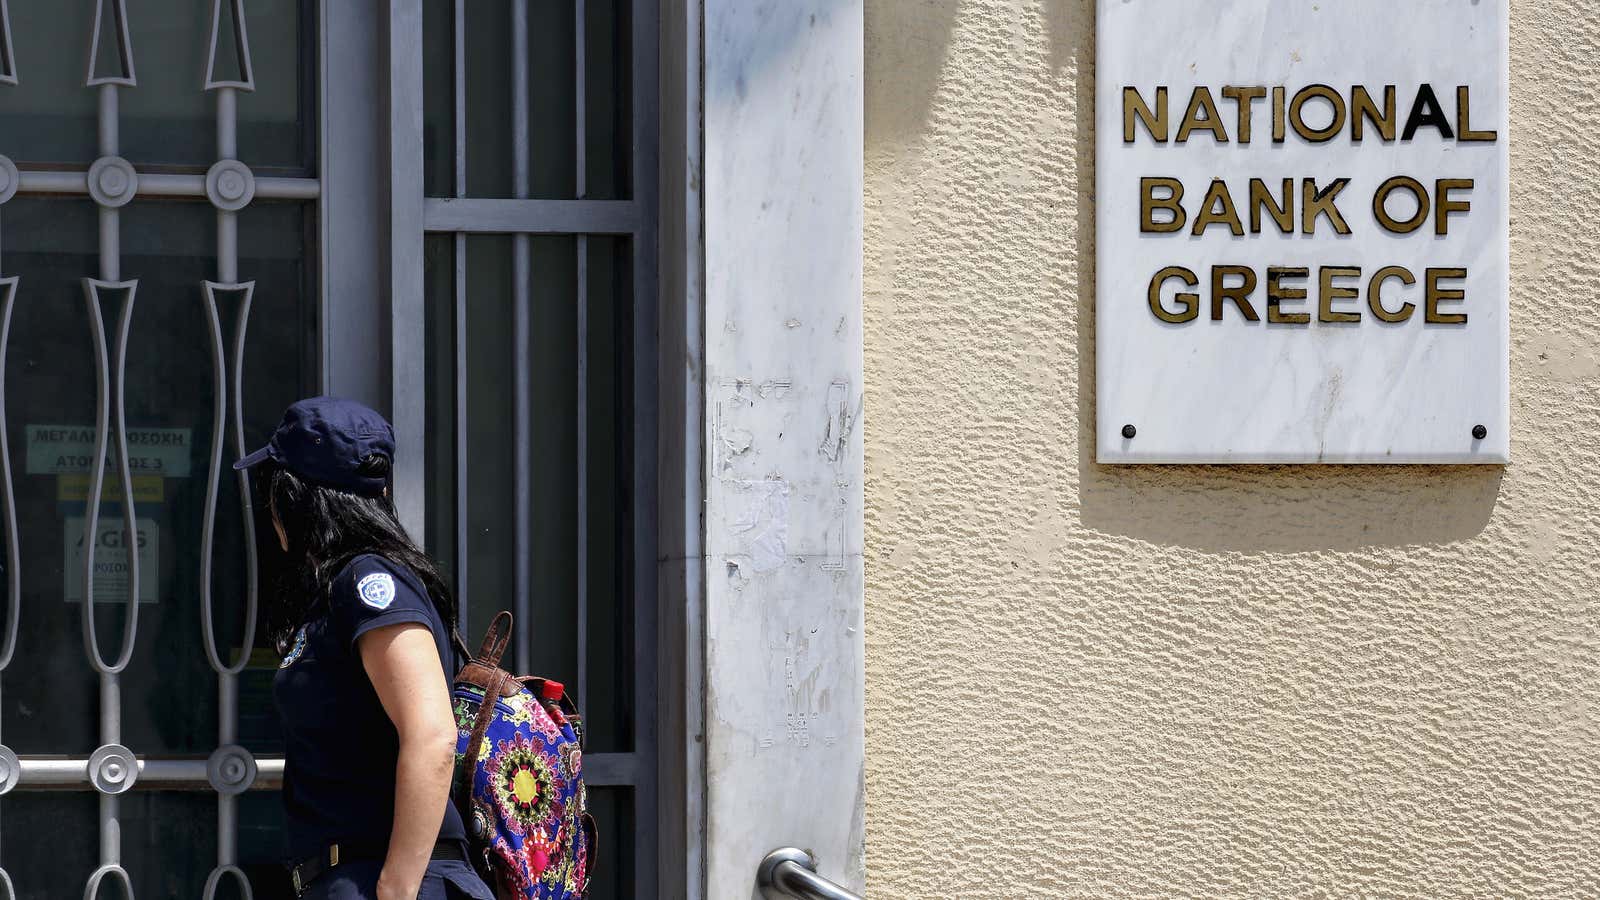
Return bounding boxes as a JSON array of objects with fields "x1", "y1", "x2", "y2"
[{"x1": 329, "y1": 555, "x2": 437, "y2": 650}]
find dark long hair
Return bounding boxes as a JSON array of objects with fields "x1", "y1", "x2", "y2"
[{"x1": 257, "y1": 454, "x2": 458, "y2": 653}]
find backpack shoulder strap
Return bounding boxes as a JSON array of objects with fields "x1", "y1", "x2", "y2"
[
  {"x1": 452, "y1": 611, "x2": 516, "y2": 837},
  {"x1": 476, "y1": 611, "x2": 513, "y2": 667}
]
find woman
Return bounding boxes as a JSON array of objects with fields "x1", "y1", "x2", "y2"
[{"x1": 236, "y1": 396, "x2": 493, "y2": 900}]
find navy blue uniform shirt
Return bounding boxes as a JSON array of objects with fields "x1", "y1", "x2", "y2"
[{"x1": 273, "y1": 553, "x2": 467, "y2": 861}]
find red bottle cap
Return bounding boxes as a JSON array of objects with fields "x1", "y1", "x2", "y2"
[{"x1": 539, "y1": 679, "x2": 565, "y2": 701}]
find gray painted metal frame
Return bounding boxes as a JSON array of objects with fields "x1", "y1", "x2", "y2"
[
  {"x1": 656, "y1": 0, "x2": 705, "y2": 891},
  {"x1": 393, "y1": 0, "x2": 667, "y2": 895}
]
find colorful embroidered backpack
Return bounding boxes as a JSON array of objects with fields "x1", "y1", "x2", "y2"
[{"x1": 452, "y1": 612, "x2": 595, "y2": 898}]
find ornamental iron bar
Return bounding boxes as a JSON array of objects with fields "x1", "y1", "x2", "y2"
[
  {"x1": 205, "y1": 0, "x2": 256, "y2": 91},
  {"x1": 0, "y1": 37, "x2": 15, "y2": 898},
  {"x1": 86, "y1": 0, "x2": 136, "y2": 87},
  {"x1": 202, "y1": 7, "x2": 261, "y2": 889},
  {"x1": 0, "y1": 0, "x2": 15, "y2": 85}
]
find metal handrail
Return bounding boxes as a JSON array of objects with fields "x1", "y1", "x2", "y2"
[{"x1": 758, "y1": 848, "x2": 863, "y2": 900}]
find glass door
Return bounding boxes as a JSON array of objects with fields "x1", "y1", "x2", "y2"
[{"x1": 0, "y1": 2, "x2": 325, "y2": 897}]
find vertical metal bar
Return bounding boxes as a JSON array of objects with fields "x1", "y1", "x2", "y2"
[
  {"x1": 575, "y1": 0, "x2": 590, "y2": 713},
  {"x1": 0, "y1": 280, "x2": 16, "y2": 690},
  {"x1": 0, "y1": 273, "x2": 19, "y2": 676},
  {"x1": 97, "y1": 86, "x2": 119, "y2": 281},
  {"x1": 389, "y1": 0, "x2": 428, "y2": 538},
  {"x1": 97, "y1": 84, "x2": 117, "y2": 157},
  {"x1": 216, "y1": 85, "x2": 237, "y2": 157},
  {"x1": 632, "y1": 0, "x2": 662, "y2": 892},
  {"x1": 217, "y1": 86, "x2": 238, "y2": 284},
  {"x1": 511, "y1": 0, "x2": 532, "y2": 669},
  {"x1": 453, "y1": 0, "x2": 466, "y2": 202},
  {"x1": 452, "y1": 0, "x2": 469, "y2": 628},
  {"x1": 316, "y1": 0, "x2": 331, "y2": 390},
  {"x1": 89, "y1": 65, "x2": 135, "y2": 894},
  {"x1": 212, "y1": 67, "x2": 242, "y2": 889}
]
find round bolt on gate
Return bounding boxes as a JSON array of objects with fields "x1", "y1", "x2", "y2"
[
  {"x1": 0, "y1": 744, "x2": 20, "y2": 795},
  {"x1": 205, "y1": 159, "x2": 256, "y2": 212},
  {"x1": 0, "y1": 154, "x2": 17, "y2": 205},
  {"x1": 88, "y1": 743, "x2": 138, "y2": 794},
  {"x1": 207, "y1": 744, "x2": 258, "y2": 795},
  {"x1": 1472, "y1": 424, "x2": 1487, "y2": 440},
  {"x1": 86, "y1": 156, "x2": 138, "y2": 208},
  {"x1": 1121, "y1": 424, "x2": 1137, "y2": 439}
]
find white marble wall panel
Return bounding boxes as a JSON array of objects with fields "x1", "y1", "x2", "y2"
[
  {"x1": 1096, "y1": 0, "x2": 1509, "y2": 463},
  {"x1": 702, "y1": 0, "x2": 865, "y2": 896}
]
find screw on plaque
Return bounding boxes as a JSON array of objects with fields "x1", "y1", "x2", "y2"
[
  {"x1": 1121, "y1": 424, "x2": 1137, "y2": 439},
  {"x1": 1472, "y1": 424, "x2": 1487, "y2": 440}
]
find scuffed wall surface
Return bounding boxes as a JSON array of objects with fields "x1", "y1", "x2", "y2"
[{"x1": 863, "y1": 0, "x2": 1600, "y2": 896}]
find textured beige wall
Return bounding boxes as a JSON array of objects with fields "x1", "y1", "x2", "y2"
[{"x1": 863, "y1": 1, "x2": 1599, "y2": 897}]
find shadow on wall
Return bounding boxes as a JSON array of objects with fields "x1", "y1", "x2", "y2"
[
  {"x1": 868, "y1": 0, "x2": 1080, "y2": 140},
  {"x1": 1061, "y1": 0, "x2": 1504, "y2": 554},
  {"x1": 865, "y1": 0, "x2": 960, "y2": 140}
]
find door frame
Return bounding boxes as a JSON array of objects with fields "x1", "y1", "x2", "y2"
[{"x1": 363, "y1": 0, "x2": 698, "y2": 896}]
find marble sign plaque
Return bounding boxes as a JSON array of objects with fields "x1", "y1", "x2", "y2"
[{"x1": 1096, "y1": 0, "x2": 1508, "y2": 463}]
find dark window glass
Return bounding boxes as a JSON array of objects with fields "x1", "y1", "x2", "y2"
[
  {"x1": 0, "y1": 196, "x2": 315, "y2": 897},
  {"x1": 0, "y1": 1, "x2": 313, "y2": 173},
  {"x1": 422, "y1": 0, "x2": 630, "y2": 200},
  {"x1": 423, "y1": 234, "x2": 634, "y2": 755}
]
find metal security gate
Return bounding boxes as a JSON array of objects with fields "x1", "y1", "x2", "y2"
[
  {"x1": 0, "y1": 1, "x2": 660, "y2": 897},
  {"x1": 0, "y1": 1, "x2": 319, "y2": 897},
  {"x1": 408, "y1": 0, "x2": 660, "y2": 897}
]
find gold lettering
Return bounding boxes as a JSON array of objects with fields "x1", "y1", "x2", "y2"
[
  {"x1": 1192, "y1": 180, "x2": 1244, "y2": 236},
  {"x1": 1318, "y1": 266, "x2": 1362, "y2": 323},
  {"x1": 1289, "y1": 84, "x2": 1347, "y2": 142},
  {"x1": 1303, "y1": 178, "x2": 1352, "y2": 235},
  {"x1": 1266, "y1": 267, "x2": 1310, "y2": 325},
  {"x1": 1221, "y1": 85, "x2": 1267, "y2": 144},
  {"x1": 1272, "y1": 86, "x2": 1286, "y2": 143},
  {"x1": 1457, "y1": 86, "x2": 1497, "y2": 142},
  {"x1": 1140, "y1": 177, "x2": 1186, "y2": 233},
  {"x1": 1177, "y1": 87, "x2": 1229, "y2": 143},
  {"x1": 1435, "y1": 178, "x2": 1473, "y2": 236},
  {"x1": 1150, "y1": 266, "x2": 1200, "y2": 323},
  {"x1": 1425, "y1": 268, "x2": 1468, "y2": 324},
  {"x1": 1123, "y1": 86, "x2": 1169, "y2": 143},
  {"x1": 1211, "y1": 265, "x2": 1260, "y2": 321},
  {"x1": 1351, "y1": 85, "x2": 1396, "y2": 142},
  {"x1": 1368, "y1": 266, "x2": 1416, "y2": 323},
  {"x1": 1250, "y1": 178, "x2": 1295, "y2": 234},
  {"x1": 1372, "y1": 176, "x2": 1430, "y2": 234}
]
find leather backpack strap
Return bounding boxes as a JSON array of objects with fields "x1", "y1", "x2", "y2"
[
  {"x1": 463, "y1": 667, "x2": 508, "y2": 776},
  {"x1": 476, "y1": 611, "x2": 513, "y2": 667},
  {"x1": 455, "y1": 666, "x2": 511, "y2": 836},
  {"x1": 579, "y1": 811, "x2": 598, "y2": 894},
  {"x1": 449, "y1": 624, "x2": 472, "y2": 666}
]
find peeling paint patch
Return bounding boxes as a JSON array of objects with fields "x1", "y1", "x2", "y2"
[
  {"x1": 724, "y1": 478, "x2": 790, "y2": 572},
  {"x1": 819, "y1": 379, "x2": 856, "y2": 465},
  {"x1": 721, "y1": 425, "x2": 754, "y2": 455}
]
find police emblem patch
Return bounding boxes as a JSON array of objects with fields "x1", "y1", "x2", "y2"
[
  {"x1": 280, "y1": 626, "x2": 308, "y2": 668},
  {"x1": 357, "y1": 572, "x2": 396, "y2": 610}
]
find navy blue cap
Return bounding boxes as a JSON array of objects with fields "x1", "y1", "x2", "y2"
[{"x1": 233, "y1": 396, "x2": 395, "y2": 496}]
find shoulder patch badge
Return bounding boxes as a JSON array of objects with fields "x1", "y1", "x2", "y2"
[
  {"x1": 280, "y1": 626, "x2": 308, "y2": 668},
  {"x1": 357, "y1": 572, "x2": 396, "y2": 610}
]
